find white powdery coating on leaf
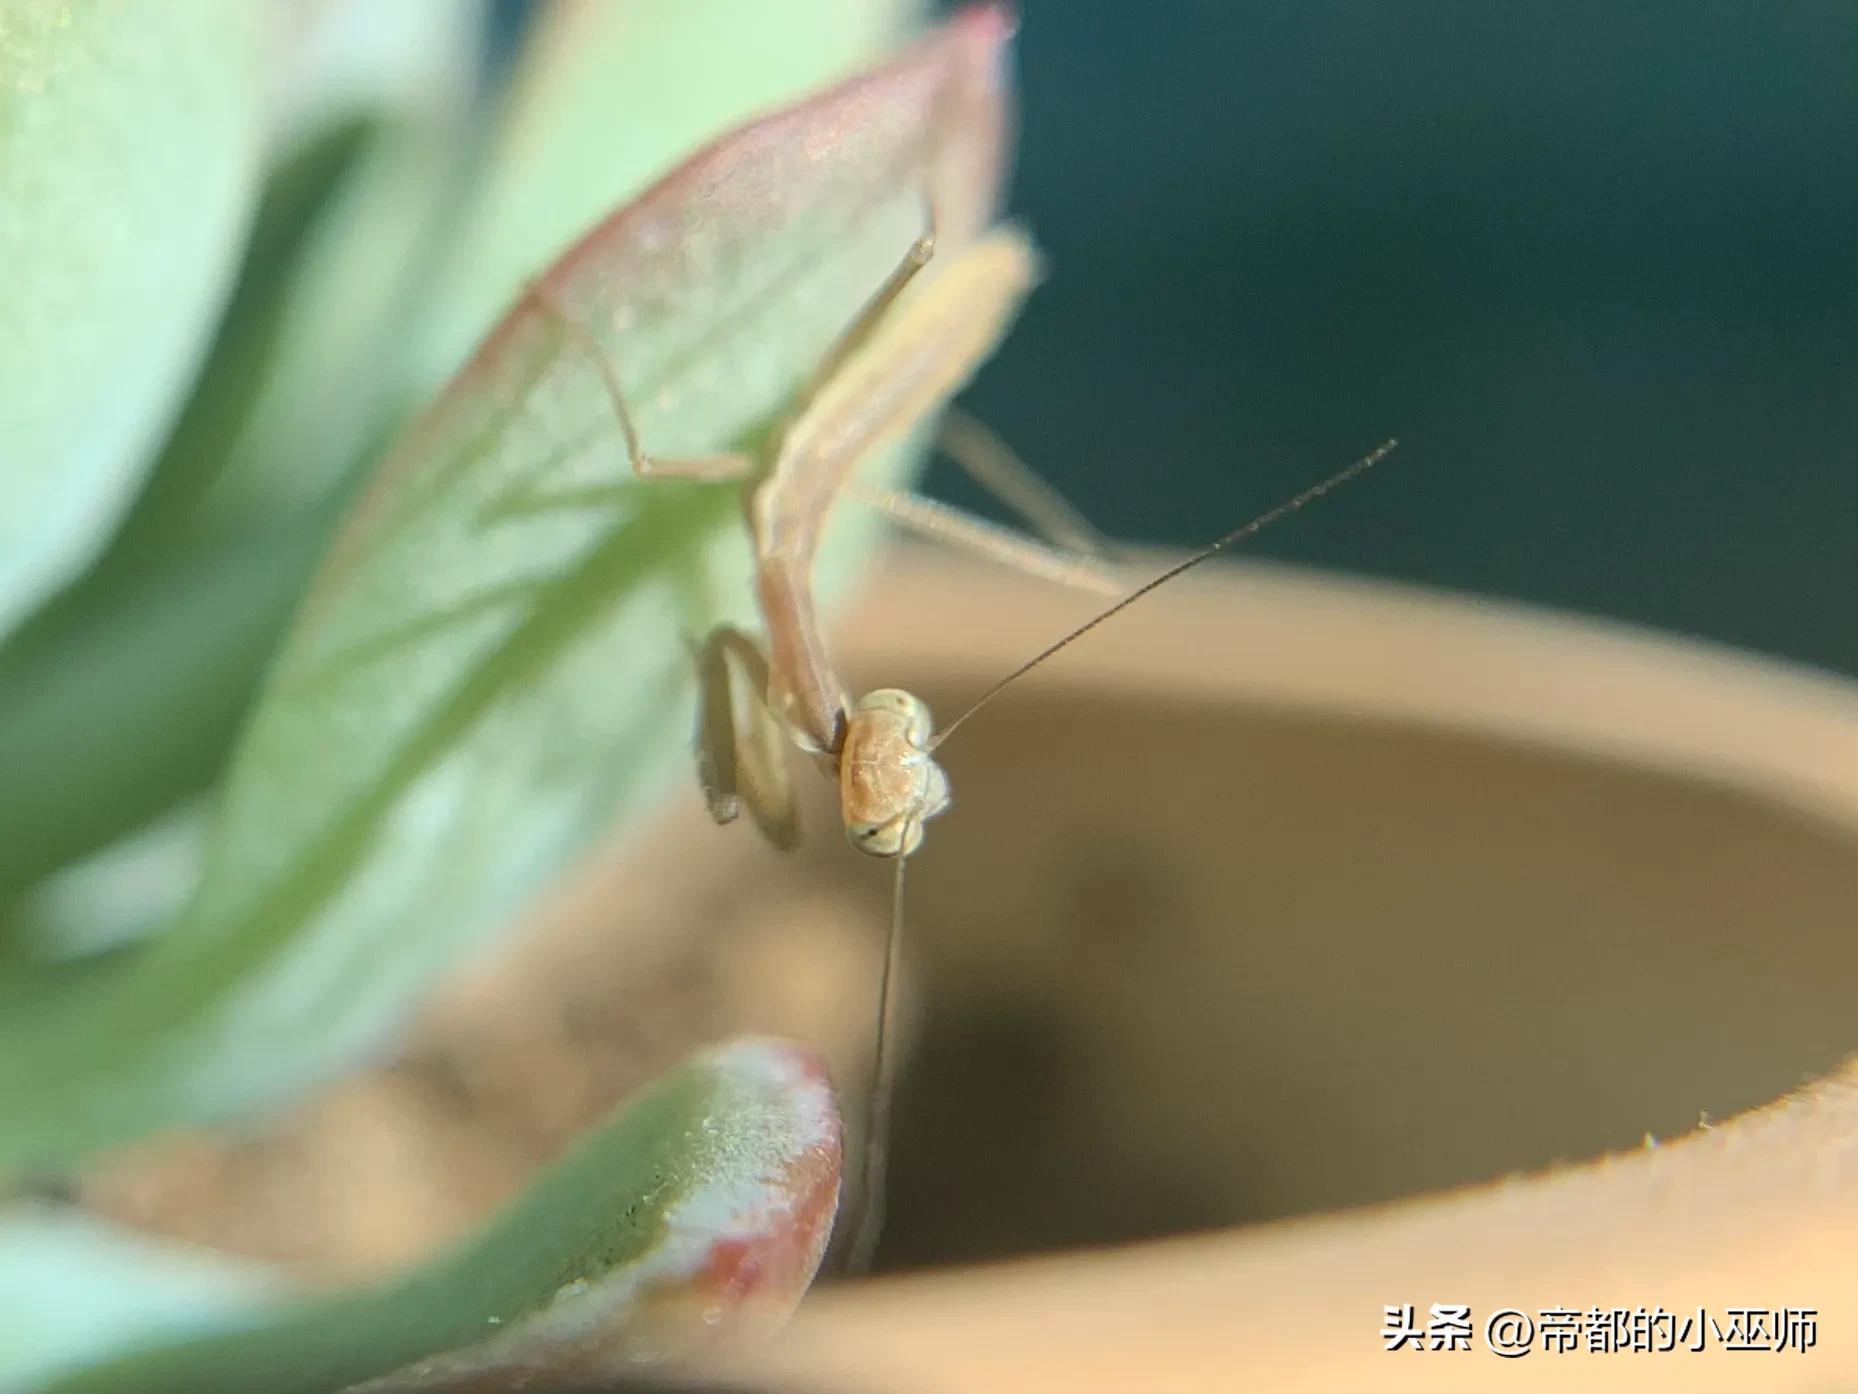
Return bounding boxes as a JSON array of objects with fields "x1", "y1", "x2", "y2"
[
  {"x1": 359, "y1": 1039, "x2": 841, "y2": 1390},
  {"x1": 667, "y1": 1035, "x2": 842, "y2": 1252}
]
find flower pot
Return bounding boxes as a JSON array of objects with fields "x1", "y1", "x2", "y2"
[{"x1": 708, "y1": 545, "x2": 1858, "y2": 1392}]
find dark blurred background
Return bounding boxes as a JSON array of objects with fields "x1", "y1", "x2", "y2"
[{"x1": 925, "y1": 1, "x2": 1857, "y2": 676}]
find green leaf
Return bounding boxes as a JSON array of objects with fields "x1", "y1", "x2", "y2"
[
  {"x1": 0, "y1": 1207, "x2": 275, "y2": 1393},
  {"x1": 415, "y1": 0, "x2": 927, "y2": 390},
  {"x1": 1, "y1": 804, "x2": 203, "y2": 979},
  {"x1": 0, "y1": 0, "x2": 268, "y2": 639},
  {"x1": 173, "y1": 0, "x2": 487, "y2": 537},
  {"x1": 0, "y1": 520, "x2": 324, "y2": 907},
  {"x1": 40, "y1": 1038, "x2": 841, "y2": 1394},
  {"x1": 0, "y1": 6, "x2": 1015, "y2": 1168},
  {"x1": 0, "y1": 4, "x2": 481, "y2": 903}
]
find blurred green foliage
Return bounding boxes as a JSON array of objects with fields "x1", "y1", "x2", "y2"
[{"x1": 0, "y1": 1, "x2": 939, "y2": 1387}]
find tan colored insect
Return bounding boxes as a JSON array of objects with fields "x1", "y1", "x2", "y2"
[
  {"x1": 550, "y1": 218, "x2": 1115, "y2": 849},
  {"x1": 532, "y1": 214, "x2": 1394, "y2": 1270}
]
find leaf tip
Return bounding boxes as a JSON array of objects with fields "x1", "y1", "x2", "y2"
[{"x1": 682, "y1": 1037, "x2": 844, "y2": 1313}]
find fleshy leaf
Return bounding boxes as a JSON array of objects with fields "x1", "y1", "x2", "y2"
[
  {"x1": 0, "y1": 0, "x2": 268, "y2": 638},
  {"x1": 175, "y1": 0, "x2": 486, "y2": 535},
  {"x1": 0, "y1": 5, "x2": 479, "y2": 903},
  {"x1": 0, "y1": 521, "x2": 325, "y2": 909},
  {"x1": 415, "y1": 0, "x2": 926, "y2": 389},
  {"x1": 0, "y1": 1207, "x2": 277, "y2": 1392},
  {"x1": 0, "y1": 6, "x2": 1015, "y2": 1168},
  {"x1": 40, "y1": 1038, "x2": 841, "y2": 1394}
]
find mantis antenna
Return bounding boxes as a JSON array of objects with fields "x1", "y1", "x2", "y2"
[
  {"x1": 845, "y1": 853, "x2": 908, "y2": 1274},
  {"x1": 844, "y1": 436, "x2": 1399, "y2": 1271},
  {"x1": 932, "y1": 438, "x2": 1400, "y2": 750}
]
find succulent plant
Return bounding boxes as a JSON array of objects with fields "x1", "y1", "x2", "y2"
[{"x1": 0, "y1": 3, "x2": 1010, "y2": 1387}]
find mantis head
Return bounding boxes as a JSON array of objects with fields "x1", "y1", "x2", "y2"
[{"x1": 839, "y1": 688, "x2": 951, "y2": 858}]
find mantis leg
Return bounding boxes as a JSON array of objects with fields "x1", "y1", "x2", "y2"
[
  {"x1": 692, "y1": 625, "x2": 801, "y2": 851},
  {"x1": 521, "y1": 281, "x2": 756, "y2": 484},
  {"x1": 783, "y1": 198, "x2": 939, "y2": 431},
  {"x1": 847, "y1": 481, "x2": 1122, "y2": 596},
  {"x1": 936, "y1": 408, "x2": 1117, "y2": 559}
]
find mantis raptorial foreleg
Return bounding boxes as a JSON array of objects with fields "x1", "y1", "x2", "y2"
[{"x1": 692, "y1": 625, "x2": 801, "y2": 851}]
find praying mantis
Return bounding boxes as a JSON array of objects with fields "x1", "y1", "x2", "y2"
[
  {"x1": 532, "y1": 206, "x2": 1394, "y2": 1271},
  {"x1": 533, "y1": 214, "x2": 1113, "y2": 856}
]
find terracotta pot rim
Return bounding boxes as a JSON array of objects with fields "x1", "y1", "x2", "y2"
[{"x1": 835, "y1": 546, "x2": 1858, "y2": 829}]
